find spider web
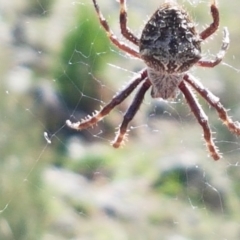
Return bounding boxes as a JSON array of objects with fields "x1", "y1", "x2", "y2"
[{"x1": 1, "y1": 0, "x2": 240, "y2": 239}]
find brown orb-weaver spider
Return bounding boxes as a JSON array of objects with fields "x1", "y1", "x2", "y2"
[{"x1": 66, "y1": 0, "x2": 240, "y2": 160}]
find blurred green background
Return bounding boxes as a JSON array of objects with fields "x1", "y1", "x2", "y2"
[{"x1": 1, "y1": 0, "x2": 240, "y2": 239}]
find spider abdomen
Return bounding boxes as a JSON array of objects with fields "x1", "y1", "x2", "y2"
[{"x1": 139, "y1": 2, "x2": 201, "y2": 73}]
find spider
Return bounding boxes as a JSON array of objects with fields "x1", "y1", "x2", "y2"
[{"x1": 66, "y1": 0, "x2": 240, "y2": 160}]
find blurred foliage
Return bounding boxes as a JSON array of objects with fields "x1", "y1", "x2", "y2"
[
  {"x1": 25, "y1": 0, "x2": 54, "y2": 16},
  {"x1": 0, "y1": 88, "x2": 49, "y2": 239},
  {"x1": 152, "y1": 167, "x2": 187, "y2": 197},
  {"x1": 2, "y1": 0, "x2": 240, "y2": 239},
  {"x1": 53, "y1": 4, "x2": 113, "y2": 114},
  {"x1": 152, "y1": 166, "x2": 226, "y2": 212},
  {"x1": 65, "y1": 153, "x2": 110, "y2": 180}
]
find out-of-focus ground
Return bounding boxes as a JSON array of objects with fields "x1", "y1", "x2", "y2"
[{"x1": 1, "y1": 0, "x2": 240, "y2": 239}]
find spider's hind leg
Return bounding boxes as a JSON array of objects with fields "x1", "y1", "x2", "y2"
[
  {"x1": 112, "y1": 79, "x2": 151, "y2": 148},
  {"x1": 184, "y1": 74, "x2": 240, "y2": 136},
  {"x1": 66, "y1": 69, "x2": 148, "y2": 132},
  {"x1": 179, "y1": 80, "x2": 221, "y2": 160}
]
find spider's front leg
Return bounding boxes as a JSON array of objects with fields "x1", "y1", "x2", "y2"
[
  {"x1": 198, "y1": 27, "x2": 229, "y2": 68},
  {"x1": 119, "y1": 0, "x2": 139, "y2": 45},
  {"x1": 66, "y1": 69, "x2": 148, "y2": 132},
  {"x1": 91, "y1": 0, "x2": 140, "y2": 58},
  {"x1": 179, "y1": 80, "x2": 221, "y2": 160},
  {"x1": 200, "y1": 0, "x2": 219, "y2": 40}
]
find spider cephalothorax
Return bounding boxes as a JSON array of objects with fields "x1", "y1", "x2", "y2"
[{"x1": 66, "y1": 0, "x2": 240, "y2": 160}]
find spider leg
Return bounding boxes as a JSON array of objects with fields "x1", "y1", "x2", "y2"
[
  {"x1": 119, "y1": 0, "x2": 140, "y2": 46},
  {"x1": 198, "y1": 27, "x2": 229, "y2": 68},
  {"x1": 184, "y1": 74, "x2": 240, "y2": 135},
  {"x1": 179, "y1": 80, "x2": 221, "y2": 160},
  {"x1": 200, "y1": 0, "x2": 219, "y2": 40},
  {"x1": 66, "y1": 69, "x2": 148, "y2": 130},
  {"x1": 112, "y1": 79, "x2": 151, "y2": 148},
  {"x1": 92, "y1": 0, "x2": 140, "y2": 58}
]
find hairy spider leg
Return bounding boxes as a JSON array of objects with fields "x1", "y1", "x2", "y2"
[
  {"x1": 112, "y1": 79, "x2": 151, "y2": 148},
  {"x1": 198, "y1": 27, "x2": 229, "y2": 67},
  {"x1": 179, "y1": 80, "x2": 221, "y2": 160},
  {"x1": 119, "y1": 0, "x2": 139, "y2": 46},
  {"x1": 184, "y1": 74, "x2": 240, "y2": 135},
  {"x1": 66, "y1": 69, "x2": 148, "y2": 130},
  {"x1": 92, "y1": 0, "x2": 140, "y2": 58},
  {"x1": 200, "y1": 0, "x2": 219, "y2": 40}
]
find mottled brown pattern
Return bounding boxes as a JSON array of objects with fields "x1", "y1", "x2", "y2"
[{"x1": 66, "y1": 0, "x2": 240, "y2": 160}]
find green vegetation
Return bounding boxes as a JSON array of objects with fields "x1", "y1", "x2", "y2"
[
  {"x1": 1, "y1": 0, "x2": 240, "y2": 239},
  {"x1": 54, "y1": 5, "x2": 113, "y2": 114}
]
